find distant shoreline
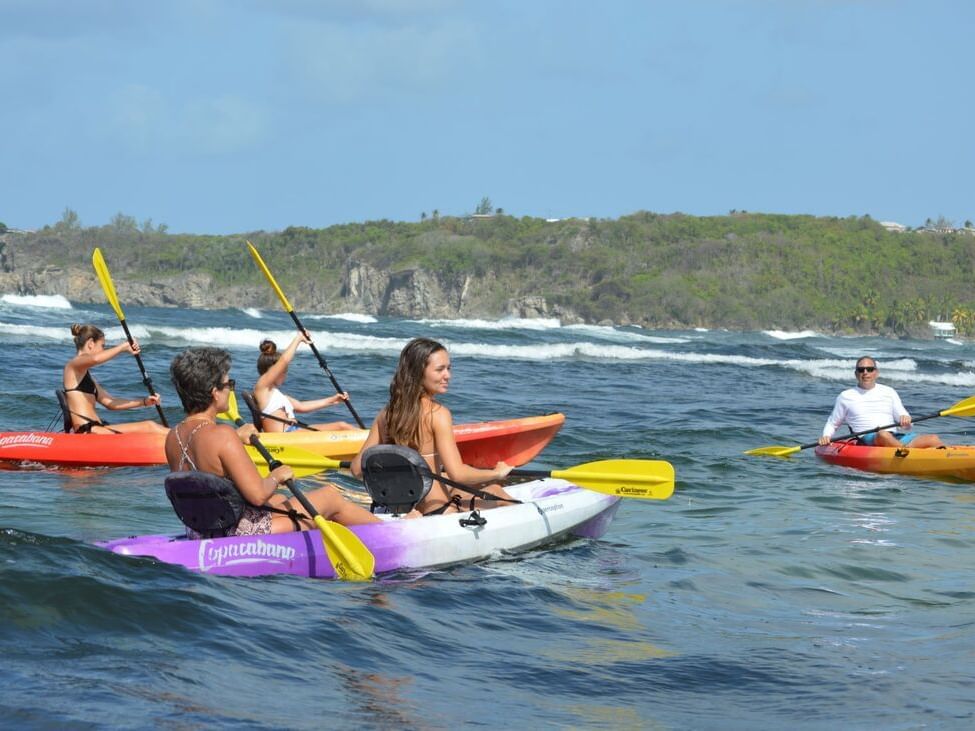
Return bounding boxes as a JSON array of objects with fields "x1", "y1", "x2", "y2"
[{"x1": 2, "y1": 211, "x2": 973, "y2": 338}]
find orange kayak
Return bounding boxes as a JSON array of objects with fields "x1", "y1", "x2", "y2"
[
  {"x1": 0, "y1": 413, "x2": 564, "y2": 470},
  {"x1": 814, "y1": 440, "x2": 975, "y2": 482}
]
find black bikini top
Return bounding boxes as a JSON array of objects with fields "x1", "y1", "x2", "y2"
[{"x1": 64, "y1": 371, "x2": 98, "y2": 397}]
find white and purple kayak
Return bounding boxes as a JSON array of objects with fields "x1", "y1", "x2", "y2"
[{"x1": 97, "y1": 480, "x2": 621, "y2": 579}]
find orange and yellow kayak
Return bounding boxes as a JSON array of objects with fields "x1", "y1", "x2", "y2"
[
  {"x1": 815, "y1": 440, "x2": 975, "y2": 482},
  {"x1": 0, "y1": 413, "x2": 564, "y2": 470}
]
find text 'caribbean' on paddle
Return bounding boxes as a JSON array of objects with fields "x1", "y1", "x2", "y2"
[
  {"x1": 510, "y1": 459, "x2": 675, "y2": 500},
  {"x1": 744, "y1": 394, "x2": 975, "y2": 458}
]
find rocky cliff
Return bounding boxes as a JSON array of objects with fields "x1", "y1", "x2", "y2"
[{"x1": 0, "y1": 234, "x2": 583, "y2": 322}]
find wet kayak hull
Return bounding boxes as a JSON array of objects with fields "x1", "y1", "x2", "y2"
[
  {"x1": 0, "y1": 413, "x2": 564, "y2": 469},
  {"x1": 815, "y1": 441, "x2": 975, "y2": 482},
  {"x1": 97, "y1": 480, "x2": 621, "y2": 578}
]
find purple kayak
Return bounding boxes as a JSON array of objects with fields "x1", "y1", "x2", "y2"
[{"x1": 97, "y1": 480, "x2": 621, "y2": 579}]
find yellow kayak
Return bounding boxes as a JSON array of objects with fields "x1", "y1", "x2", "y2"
[{"x1": 815, "y1": 441, "x2": 975, "y2": 483}]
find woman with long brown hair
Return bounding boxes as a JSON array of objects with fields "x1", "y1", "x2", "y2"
[{"x1": 351, "y1": 337, "x2": 514, "y2": 514}]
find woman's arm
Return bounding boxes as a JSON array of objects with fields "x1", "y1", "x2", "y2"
[
  {"x1": 218, "y1": 425, "x2": 293, "y2": 506},
  {"x1": 100, "y1": 390, "x2": 160, "y2": 411},
  {"x1": 254, "y1": 334, "x2": 307, "y2": 408},
  {"x1": 433, "y1": 406, "x2": 511, "y2": 484},
  {"x1": 291, "y1": 391, "x2": 349, "y2": 414},
  {"x1": 67, "y1": 341, "x2": 132, "y2": 374},
  {"x1": 350, "y1": 412, "x2": 384, "y2": 477}
]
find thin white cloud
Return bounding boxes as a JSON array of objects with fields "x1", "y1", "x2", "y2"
[
  {"x1": 104, "y1": 84, "x2": 267, "y2": 155},
  {"x1": 281, "y1": 15, "x2": 478, "y2": 104}
]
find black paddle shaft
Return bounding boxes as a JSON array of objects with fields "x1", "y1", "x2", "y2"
[
  {"x1": 118, "y1": 318, "x2": 169, "y2": 427},
  {"x1": 818, "y1": 409, "x2": 943, "y2": 449},
  {"x1": 286, "y1": 311, "x2": 365, "y2": 428},
  {"x1": 245, "y1": 431, "x2": 320, "y2": 519}
]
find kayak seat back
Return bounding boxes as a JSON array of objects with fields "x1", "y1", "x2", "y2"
[
  {"x1": 54, "y1": 389, "x2": 72, "y2": 433},
  {"x1": 164, "y1": 471, "x2": 246, "y2": 538},
  {"x1": 241, "y1": 391, "x2": 265, "y2": 430},
  {"x1": 360, "y1": 445, "x2": 433, "y2": 515}
]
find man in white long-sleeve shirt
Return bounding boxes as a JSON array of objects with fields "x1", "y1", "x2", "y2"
[{"x1": 818, "y1": 356, "x2": 943, "y2": 448}]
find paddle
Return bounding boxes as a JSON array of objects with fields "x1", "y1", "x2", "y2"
[
  {"x1": 217, "y1": 395, "x2": 341, "y2": 477},
  {"x1": 246, "y1": 241, "x2": 366, "y2": 428},
  {"x1": 745, "y1": 394, "x2": 975, "y2": 458},
  {"x1": 252, "y1": 407, "x2": 320, "y2": 432},
  {"x1": 509, "y1": 459, "x2": 675, "y2": 500},
  {"x1": 91, "y1": 248, "x2": 169, "y2": 427},
  {"x1": 243, "y1": 449, "x2": 676, "y2": 501},
  {"x1": 217, "y1": 392, "x2": 374, "y2": 581}
]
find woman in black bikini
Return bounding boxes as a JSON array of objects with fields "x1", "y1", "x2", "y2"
[
  {"x1": 62, "y1": 323, "x2": 168, "y2": 434},
  {"x1": 166, "y1": 347, "x2": 380, "y2": 536}
]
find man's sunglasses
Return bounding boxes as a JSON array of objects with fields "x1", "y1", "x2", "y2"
[
  {"x1": 855, "y1": 366, "x2": 876, "y2": 374},
  {"x1": 217, "y1": 378, "x2": 236, "y2": 391}
]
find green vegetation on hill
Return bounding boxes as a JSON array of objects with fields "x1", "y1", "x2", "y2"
[{"x1": 7, "y1": 209, "x2": 975, "y2": 335}]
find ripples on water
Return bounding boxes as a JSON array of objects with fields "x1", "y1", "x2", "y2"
[{"x1": 1, "y1": 301, "x2": 974, "y2": 727}]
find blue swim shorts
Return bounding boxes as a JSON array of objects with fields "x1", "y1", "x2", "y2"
[{"x1": 859, "y1": 431, "x2": 916, "y2": 446}]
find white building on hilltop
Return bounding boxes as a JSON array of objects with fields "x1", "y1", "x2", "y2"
[
  {"x1": 929, "y1": 321, "x2": 956, "y2": 339},
  {"x1": 880, "y1": 221, "x2": 907, "y2": 233}
]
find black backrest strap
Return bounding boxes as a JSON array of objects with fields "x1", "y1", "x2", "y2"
[{"x1": 164, "y1": 471, "x2": 246, "y2": 538}]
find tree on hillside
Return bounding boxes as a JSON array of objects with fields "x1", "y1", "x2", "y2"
[
  {"x1": 57, "y1": 207, "x2": 81, "y2": 232},
  {"x1": 0, "y1": 222, "x2": 7, "y2": 234},
  {"x1": 111, "y1": 212, "x2": 138, "y2": 232},
  {"x1": 475, "y1": 197, "x2": 493, "y2": 215}
]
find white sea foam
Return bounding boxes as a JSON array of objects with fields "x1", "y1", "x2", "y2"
[
  {"x1": 7, "y1": 314, "x2": 969, "y2": 386},
  {"x1": 763, "y1": 329, "x2": 821, "y2": 340},
  {"x1": 409, "y1": 317, "x2": 563, "y2": 331},
  {"x1": 240, "y1": 308, "x2": 262, "y2": 318},
  {"x1": 306, "y1": 313, "x2": 379, "y2": 324},
  {"x1": 0, "y1": 322, "x2": 154, "y2": 342},
  {"x1": 0, "y1": 323, "x2": 69, "y2": 340},
  {"x1": 151, "y1": 326, "x2": 298, "y2": 347},
  {"x1": 1, "y1": 294, "x2": 73, "y2": 309},
  {"x1": 147, "y1": 325, "x2": 407, "y2": 354},
  {"x1": 563, "y1": 323, "x2": 689, "y2": 344}
]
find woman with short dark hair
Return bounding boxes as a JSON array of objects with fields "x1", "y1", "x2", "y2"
[{"x1": 166, "y1": 347, "x2": 379, "y2": 537}]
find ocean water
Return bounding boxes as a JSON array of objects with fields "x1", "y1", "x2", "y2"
[{"x1": 1, "y1": 294, "x2": 974, "y2": 729}]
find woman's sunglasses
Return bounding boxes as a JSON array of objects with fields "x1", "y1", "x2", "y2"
[
  {"x1": 855, "y1": 366, "x2": 876, "y2": 374},
  {"x1": 217, "y1": 378, "x2": 236, "y2": 391}
]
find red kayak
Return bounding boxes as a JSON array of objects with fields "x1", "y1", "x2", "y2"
[
  {"x1": 0, "y1": 413, "x2": 565, "y2": 470},
  {"x1": 815, "y1": 440, "x2": 975, "y2": 483}
]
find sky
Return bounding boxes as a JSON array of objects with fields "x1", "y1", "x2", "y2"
[{"x1": 1, "y1": 0, "x2": 972, "y2": 234}]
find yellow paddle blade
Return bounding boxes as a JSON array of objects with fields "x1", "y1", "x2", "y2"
[
  {"x1": 92, "y1": 248, "x2": 125, "y2": 321},
  {"x1": 743, "y1": 445, "x2": 802, "y2": 458},
  {"x1": 549, "y1": 459, "x2": 675, "y2": 500},
  {"x1": 313, "y1": 515, "x2": 374, "y2": 581},
  {"x1": 245, "y1": 449, "x2": 333, "y2": 479},
  {"x1": 217, "y1": 391, "x2": 242, "y2": 424},
  {"x1": 247, "y1": 241, "x2": 293, "y2": 312},
  {"x1": 244, "y1": 444, "x2": 342, "y2": 476},
  {"x1": 940, "y1": 395, "x2": 975, "y2": 418}
]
